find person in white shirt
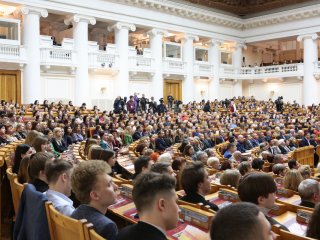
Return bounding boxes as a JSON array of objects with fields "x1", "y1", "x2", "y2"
[{"x1": 44, "y1": 159, "x2": 74, "y2": 216}]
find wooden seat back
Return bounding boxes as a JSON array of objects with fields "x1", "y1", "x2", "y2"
[
  {"x1": 45, "y1": 202, "x2": 89, "y2": 240},
  {"x1": 6, "y1": 168, "x2": 26, "y2": 215}
]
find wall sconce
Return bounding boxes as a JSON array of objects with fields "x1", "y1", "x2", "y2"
[
  {"x1": 100, "y1": 87, "x2": 106, "y2": 95},
  {"x1": 200, "y1": 90, "x2": 205, "y2": 96},
  {"x1": 270, "y1": 90, "x2": 275, "y2": 96}
]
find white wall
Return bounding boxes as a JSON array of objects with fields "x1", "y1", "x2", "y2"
[
  {"x1": 219, "y1": 82, "x2": 234, "y2": 100},
  {"x1": 128, "y1": 78, "x2": 152, "y2": 99},
  {"x1": 243, "y1": 79, "x2": 303, "y2": 104},
  {"x1": 41, "y1": 74, "x2": 74, "y2": 103},
  {"x1": 89, "y1": 72, "x2": 116, "y2": 111},
  {"x1": 194, "y1": 78, "x2": 209, "y2": 102}
]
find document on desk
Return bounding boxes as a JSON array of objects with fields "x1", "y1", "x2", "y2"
[{"x1": 177, "y1": 225, "x2": 209, "y2": 240}]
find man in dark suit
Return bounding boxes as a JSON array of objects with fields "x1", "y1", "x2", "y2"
[
  {"x1": 180, "y1": 162, "x2": 219, "y2": 211},
  {"x1": 300, "y1": 132, "x2": 311, "y2": 147},
  {"x1": 132, "y1": 126, "x2": 143, "y2": 141},
  {"x1": 298, "y1": 179, "x2": 320, "y2": 209},
  {"x1": 155, "y1": 130, "x2": 169, "y2": 151},
  {"x1": 116, "y1": 172, "x2": 178, "y2": 240}
]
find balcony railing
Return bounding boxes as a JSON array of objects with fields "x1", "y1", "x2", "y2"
[
  {"x1": 163, "y1": 59, "x2": 187, "y2": 75},
  {"x1": 0, "y1": 43, "x2": 26, "y2": 63},
  {"x1": 129, "y1": 56, "x2": 154, "y2": 72},
  {"x1": 89, "y1": 50, "x2": 119, "y2": 69},
  {"x1": 194, "y1": 61, "x2": 213, "y2": 77},
  {"x1": 40, "y1": 47, "x2": 76, "y2": 67},
  {"x1": 220, "y1": 63, "x2": 304, "y2": 79}
]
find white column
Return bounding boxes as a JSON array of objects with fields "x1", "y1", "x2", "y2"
[
  {"x1": 65, "y1": 15, "x2": 96, "y2": 107},
  {"x1": 21, "y1": 6, "x2": 48, "y2": 104},
  {"x1": 208, "y1": 39, "x2": 222, "y2": 100},
  {"x1": 108, "y1": 22, "x2": 136, "y2": 97},
  {"x1": 297, "y1": 34, "x2": 319, "y2": 106},
  {"x1": 232, "y1": 42, "x2": 246, "y2": 97},
  {"x1": 178, "y1": 34, "x2": 199, "y2": 103},
  {"x1": 148, "y1": 29, "x2": 167, "y2": 101}
]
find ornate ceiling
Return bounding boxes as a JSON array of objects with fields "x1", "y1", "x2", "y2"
[{"x1": 184, "y1": 0, "x2": 316, "y2": 17}]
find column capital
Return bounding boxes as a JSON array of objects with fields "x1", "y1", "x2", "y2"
[
  {"x1": 20, "y1": 6, "x2": 48, "y2": 18},
  {"x1": 64, "y1": 14, "x2": 96, "y2": 26},
  {"x1": 147, "y1": 28, "x2": 168, "y2": 37},
  {"x1": 297, "y1": 33, "x2": 318, "y2": 42},
  {"x1": 175, "y1": 33, "x2": 199, "y2": 42},
  {"x1": 233, "y1": 41, "x2": 247, "y2": 50},
  {"x1": 207, "y1": 39, "x2": 223, "y2": 47},
  {"x1": 107, "y1": 22, "x2": 136, "y2": 32}
]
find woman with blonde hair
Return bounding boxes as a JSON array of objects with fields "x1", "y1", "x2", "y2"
[
  {"x1": 220, "y1": 169, "x2": 241, "y2": 189},
  {"x1": 283, "y1": 169, "x2": 304, "y2": 192},
  {"x1": 84, "y1": 138, "x2": 99, "y2": 157},
  {"x1": 298, "y1": 165, "x2": 312, "y2": 179},
  {"x1": 51, "y1": 127, "x2": 68, "y2": 153}
]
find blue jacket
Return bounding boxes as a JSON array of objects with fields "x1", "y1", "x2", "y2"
[{"x1": 13, "y1": 184, "x2": 50, "y2": 240}]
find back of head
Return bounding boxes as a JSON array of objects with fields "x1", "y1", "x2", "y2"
[
  {"x1": 32, "y1": 136, "x2": 49, "y2": 153},
  {"x1": 238, "y1": 172, "x2": 277, "y2": 205},
  {"x1": 181, "y1": 162, "x2": 205, "y2": 195},
  {"x1": 251, "y1": 158, "x2": 264, "y2": 171},
  {"x1": 133, "y1": 172, "x2": 176, "y2": 223},
  {"x1": 220, "y1": 169, "x2": 241, "y2": 189},
  {"x1": 25, "y1": 130, "x2": 40, "y2": 146},
  {"x1": 157, "y1": 152, "x2": 172, "y2": 164},
  {"x1": 272, "y1": 163, "x2": 286, "y2": 175},
  {"x1": 306, "y1": 203, "x2": 320, "y2": 239},
  {"x1": 210, "y1": 202, "x2": 264, "y2": 240},
  {"x1": 288, "y1": 159, "x2": 298, "y2": 169},
  {"x1": 150, "y1": 162, "x2": 172, "y2": 175},
  {"x1": 71, "y1": 160, "x2": 111, "y2": 204},
  {"x1": 238, "y1": 161, "x2": 251, "y2": 176},
  {"x1": 298, "y1": 179, "x2": 320, "y2": 202},
  {"x1": 283, "y1": 169, "x2": 303, "y2": 191},
  {"x1": 45, "y1": 159, "x2": 73, "y2": 184},
  {"x1": 87, "y1": 144, "x2": 102, "y2": 160},
  {"x1": 84, "y1": 138, "x2": 99, "y2": 156},
  {"x1": 134, "y1": 156, "x2": 151, "y2": 175},
  {"x1": 28, "y1": 152, "x2": 52, "y2": 183},
  {"x1": 13, "y1": 144, "x2": 31, "y2": 173},
  {"x1": 298, "y1": 165, "x2": 311, "y2": 179}
]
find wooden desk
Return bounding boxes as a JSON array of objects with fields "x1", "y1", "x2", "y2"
[
  {"x1": 276, "y1": 194, "x2": 301, "y2": 205},
  {"x1": 272, "y1": 211, "x2": 307, "y2": 236}
]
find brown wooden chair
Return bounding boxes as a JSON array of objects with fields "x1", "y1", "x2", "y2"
[
  {"x1": 84, "y1": 223, "x2": 106, "y2": 240},
  {"x1": 6, "y1": 168, "x2": 26, "y2": 216},
  {"x1": 45, "y1": 202, "x2": 89, "y2": 240}
]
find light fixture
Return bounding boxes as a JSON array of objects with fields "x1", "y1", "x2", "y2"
[{"x1": 0, "y1": 5, "x2": 16, "y2": 16}]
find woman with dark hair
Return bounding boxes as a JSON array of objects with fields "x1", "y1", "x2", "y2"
[
  {"x1": 12, "y1": 144, "x2": 33, "y2": 174},
  {"x1": 64, "y1": 125, "x2": 74, "y2": 146},
  {"x1": 251, "y1": 158, "x2": 265, "y2": 171},
  {"x1": 306, "y1": 203, "x2": 320, "y2": 239}
]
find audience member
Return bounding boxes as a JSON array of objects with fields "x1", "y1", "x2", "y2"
[{"x1": 298, "y1": 179, "x2": 320, "y2": 208}]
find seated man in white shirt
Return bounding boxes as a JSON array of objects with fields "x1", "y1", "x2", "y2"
[{"x1": 44, "y1": 159, "x2": 74, "y2": 216}]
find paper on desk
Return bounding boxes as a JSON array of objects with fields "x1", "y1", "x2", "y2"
[
  {"x1": 288, "y1": 222, "x2": 307, "y2": 236},
  {"x1": 178, "y1": 225, "x2": 209, "y2": 240}
]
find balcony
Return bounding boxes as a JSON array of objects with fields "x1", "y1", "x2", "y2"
[
  {"x1": 88, "y1": 44, "x2": 119, "y2": 72},
  {"x1": 40, "y1": 36, "x2": 76, "y2": 67},
  {"x1": 163, "y1": 59, "x2": 187, "y2": 75},
  {"x1": 129, "y1": 56, "x2": 154, "y2": 73},
  {"x1": 194, "y1": 61, "x2": 213, "y2": 77},
  {"x1": 0, "y1": 43, "x2": 26, "y2": 64},
  {"x1": 220, "y1": 63, "x2": 304, "y2": 80}
]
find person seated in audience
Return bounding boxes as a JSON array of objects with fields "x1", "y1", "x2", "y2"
[
  {"x1": 298, "y1": 165, "x2": 312, "y2": 179},
  {"x1": 32, "y1": 135, "x2": 52, "y2": 153},
  {"x1": 84, "y1": 138, "x2": 99, "y2": 157},
  {"x1": 288, "y1": 159, "x2": 300, "y2": 169},
  {"x1": 17, "y1": 156, "x2": 31, "y2": 183},
  {"x1": 251, "y1": 158, "x2": 264, "y2": 171},
  {"x1": 273, "y1": 154, "x2": 285, "y2": 164},
  {"x1": 15, "y1": 123, "x2": 27, "y2": 139},
  {"x1": 300, "y1": 132, "x2": 312, "y2": 147},
  {"x1": 172, "y1": 158, "x2": 186, "y2": 172},
  {"x1": 238, "y1": 161, "x2": 252, "y2": 176},
  {"x1": 210, "y1": 202, "x2": 276, "y2": 240},
  {"x1": 232, "y1": 151, "x2": 243, "y2": 162},
  {"x1": 236, "y1": 135, "x2": 251, "y2": 153},
  {"x1": 194, "y1": 151, "x2": 208, "y2": 164},
  {"x1": 306, "y1": 203, "x2": 320, "y2": 239},
  {"x1": 28, "y1": 152, "x2": 53, "y2": 192},
  {"x1": 63, "y1": 125, "x2": 74, "y2": 147},
  {"x1": 150, "y1": 162, "x2": 175, "y2": 177},
  {"x1": 278, "y1": 139, "x2": 291, "y2": 154},
  {"x1": 238, "y1": 172, "x2": 289, "y2": 231},
  {"x1": 207, "y1": 157, "x2": 221, "y2": 170},
  {"x1": 90, "y1": 147, "x2": 116, "y2": 175},
  {"x1": 272, "y1": 163, "x2": 286, "y2": 177},
  {"x1": 220, "y1": 169, "x2": 241, "y2": 189},
  {"x1": 12, "y1": 144, "x2": 33, "y2": 174},
  {"x1": 5, "y1": 124, "x2": 18, "y2": 142},
  {"x1": 132, "y1": 156, "x2": 153, "y2": 180},
  {"x1": 157, "y1": 152, "x2": 173, "y2": 164},
  {"x1": 71, "y1": 161, "x2": 118, "y2": 240},
  {"x1": 155, "y1": 130, "x2": 169, "y2": 151},
  {"x1": 0, "y1": 124, "x2": 9, "y2": 145},
  {"x1": 298, "y1": 179, "x2": 320, "y2": 208},
  {"x1": 221, "y1": 160, "x2": 234, "y2": 170},
  {"x1": 180, "y1": 162, "x2": 219, "y2": 211},
  {"x1": 223, "y1": 143, "x2": 237, "y2": 159},
  {"x1": 283, "y1": 169, "x2": 303, "y2": 192},
  {"x1": 100, "y1": 132, "x2": 117, "y2": 151},
  {"x1": 51, "y1": 127, "x2": 68, "y2": 153},
  {"x1": 116, "y1": 172, "x2": 178, "y2": 240},
  {"x1": 45, "y1": 159, "x2": 74, "y2": 216}
]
